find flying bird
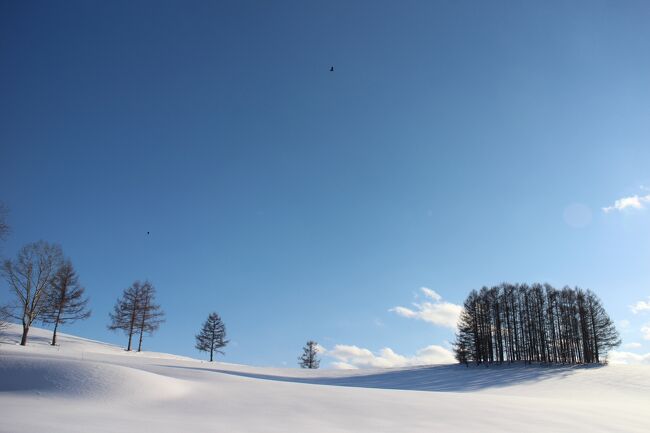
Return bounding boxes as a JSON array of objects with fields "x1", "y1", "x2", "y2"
[
  {"x1": 147, "y1": 231, "x2": 150, "y2": 235},
  {"x1": 330, "y1": 66, "x2": 334, "y2": 72}
]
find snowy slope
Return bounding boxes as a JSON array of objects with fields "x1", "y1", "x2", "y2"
[{"x1": 1, "y1": 324, "x2": 649, "y2": 433}]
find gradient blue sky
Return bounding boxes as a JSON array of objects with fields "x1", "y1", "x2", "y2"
[{"x1": 2, "y1": 1, "x2": 650, "y2": 367}]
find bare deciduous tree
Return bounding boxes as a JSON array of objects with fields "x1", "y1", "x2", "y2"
[
  {"x1": 298, "y1": 340, "x2": 320, "y2": 369},
  {"x1": 41, "y1": 260, "x2": 91, "y2": 346},
  {"x1": 108, "y1": 282, "x2": 143, "y2": 351},
  {"x1": 1, "y1": 241, "x2": 63, "y2": 345},
  {"x1": 135, "y1": 281, "x2": 164, "y2": 352},
  {"x1": 108, "y1": 280, "x2": 165, "y2": 352},
  {"x1": 195, "y1": 312, "x2": 228, "y2": 362}
]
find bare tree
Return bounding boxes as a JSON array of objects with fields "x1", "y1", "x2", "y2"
[
  {"x1": 108, "y1": 281, "x2": 143, "y2": 351},
  {"x1": 586, "y1": 290, "x2": 621, "y2": 362},
  {"x1": 135, "y1": 281, "x2": 164, "y2": 352},
  {"x1": 1, "y1": 241, "x2": 63, "y2": 345},
  {"x1": 41, "y1": 260, "x2": 91, "y2": 346},
  {"x1": 195, "y1": 312, "x2": 228, "y2": 361},
  {"x1": 298, "y1": 340, "x2": 320, "y2": 369}
]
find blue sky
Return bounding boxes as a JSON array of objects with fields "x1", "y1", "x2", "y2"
[{"x1": 2, "y1": 1, "x2": 650, "y2": 367}]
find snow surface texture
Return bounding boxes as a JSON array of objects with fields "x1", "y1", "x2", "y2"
[{"x1": 1, "y1": 324, "x2": 649, "y2": 433}]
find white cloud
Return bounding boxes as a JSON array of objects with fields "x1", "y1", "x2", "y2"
[
  {"x1": 390, "y1": 287, "x2": 462, "y2": 329},
  {"x1": 630, "y1": 298, "x2": 650, "y2": 314},
  {"x1": 642, "y1": 324, "x2": 650, "y2": 341},
  {"x1": 330, "y1": 361, "x2": 358, "y2": 370},
  {"x1": 623, "y1": 342, "x2": 642, "y2": 350},
  {"x1": 608, "y1": 350, "x2": 650, "y2": 365},
  {"x1": 420, "y1": 287, "x2": 442, "y2": 302},
  {"x1": 324, "y1": 344, "x2": 455, "y2": 369},
  {"x1": 602, "y1": 194, "x2": 650, "y2": 213}
]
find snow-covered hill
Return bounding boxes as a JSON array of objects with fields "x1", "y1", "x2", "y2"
[{"x1": 1, "y1": 324, "x2": 649, "y2": 433}]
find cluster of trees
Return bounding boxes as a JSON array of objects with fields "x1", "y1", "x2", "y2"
[
  {"x1": 1, "y1": 241, "x2": 91, "y2": 346},
  {"x1": 0, "y1": 204, "x2": 232, "y2": 360},
  {"x1": 0, "y1": 240, "x2": 232, "y2": 358},
  {"x1": 454, "y1": 283, "x2": 621, "y2": 365},
  {"x1": 0, "y1": 238, "x2": 230, "y2": 359},
  {"x1": 108, "y1": 280, "x2": 165, "y2": 352}
]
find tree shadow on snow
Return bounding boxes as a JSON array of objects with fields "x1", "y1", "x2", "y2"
[{"x1": 160, "y1": 362, "x2": 604, "y2": 393}]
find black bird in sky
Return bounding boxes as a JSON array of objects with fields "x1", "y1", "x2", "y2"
[{"x1": 330, "y1": 66, "x2": 334, "y2": 72}]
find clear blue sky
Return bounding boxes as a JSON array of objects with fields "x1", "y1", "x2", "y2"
[{"x1": 2, "y1": 1, "x2": 650, "y2": 367}]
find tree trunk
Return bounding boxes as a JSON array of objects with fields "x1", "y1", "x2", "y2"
[
  {"x1": 51, "y1": 308, "x2": 62, "y2": 346},
  {"x1": 210, "y1": 328, "x2": 215, "y2": 362},
  {"x1": 20, "y1": 325, "x2": 29, "y2": 346},
  {"x1": 127, "y1": 308, "x2": 137, "y2": 351},
  {"x1": 52, "y1": 322, "x2": 59, "y2": 346},
  {"x1": 589, "y1": 306, "x2": 600, "y2": 363},
  {"x1": 137, "y1": 297, "x2": 149, "y2": 352}
]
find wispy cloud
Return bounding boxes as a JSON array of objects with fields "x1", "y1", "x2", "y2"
[
  {"x1": 630, "y1": 298, "x2": 650, "y2": 314},
  {"x1": 420, "y1": 287, "x2": 442, "y2": 302},
  {"x1": 324, "y1": 344, "x2": 455, "y2": 369},
  {"x1": 602, "y1": 194, "x2": 650, "y2": 213},
  {"x1": 390, "y1": 287, "x2": 462, "y2": 329}
]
